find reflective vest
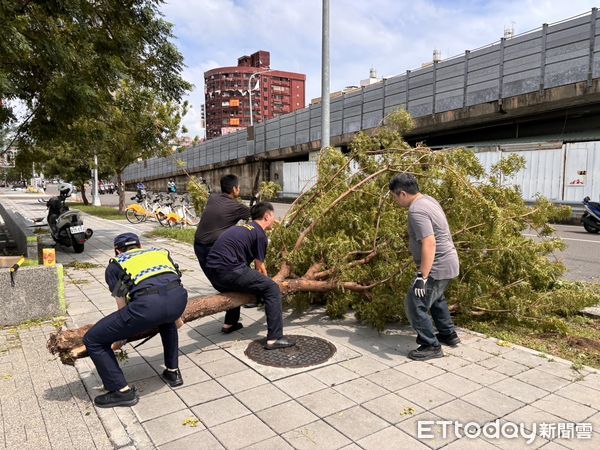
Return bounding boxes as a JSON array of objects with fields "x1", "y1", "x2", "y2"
[{"x1": 111, "y1": 248, "x2": 180, "y2": 288}]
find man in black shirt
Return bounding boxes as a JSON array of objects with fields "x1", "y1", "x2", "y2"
[
  {"x1": 194, "y1": 174, "x2": 250, "y2": 274},
  {"x1": 205, "y1": 203, "x2": 294, "y2": 350}
]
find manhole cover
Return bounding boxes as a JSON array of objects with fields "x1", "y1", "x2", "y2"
[{"x1": 244, "y1": 334, "x2": 337, "y2": 368}]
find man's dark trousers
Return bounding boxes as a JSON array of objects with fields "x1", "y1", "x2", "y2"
[
  {"x1": 195, "y1": 242, "x2": 239, "y2": 324},
  {"x1": 194, "y1": 242, "x2": 212, "y2": 275},
  {"x1": 83, "y1": 287, "x2": 187, "y2": 391},
  {"x1": 207, "y1": 266, "x2": 283, "y2": 340}
]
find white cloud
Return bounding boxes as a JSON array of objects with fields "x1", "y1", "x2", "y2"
[{"x1": 162, "y1": 0, "x2": 600, "y2": 137}]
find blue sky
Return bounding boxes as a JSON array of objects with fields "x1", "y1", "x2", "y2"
[{"x1": 161, "y1": 0, "x2": 600, "y2": 137}]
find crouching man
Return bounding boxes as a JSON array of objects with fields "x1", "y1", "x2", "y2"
[{"x1": 83, "y1": 233, "x2": 188, "y2": 407}]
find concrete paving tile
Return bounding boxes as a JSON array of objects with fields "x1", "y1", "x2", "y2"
[
  {"x1": 333, "y1": 377, "x2": 388, "y2": 404},
  {"x1": 177, "y1": 379, "x2": 229, "y2": 407},
  {"x1": 274, "y1": 373, "x2": 328, "y2": 398},
  {"x1": 324, "y1": 405, "x2": 389, "y2": 441},
  {"x1": 427, "y1": 372, "x2": 483, "y2": 397},
  {"x1": 210, "y1": 414, "x2": 276, "y2": 450},
  {"x1": 477, "y1": 356, "x2": 530, "y2": 376},
  {"x1": 191, "y1": 395, "x2": 251, "y2": 427},
  {"x1": 396, "y1": 381, "x2": 456, "y2": 410},
  {"x1": 159, "y1": 429, "x2": 225, "y2": 450},
  {"x1": 339, "y1": 356, "x2": 391, "y2": 377},
  {"x1": 536, "y1": 360, "x2": 592, "y2": 381},
  {"x1": 143, "y1": 409, "x2": 204, "y2": 446},
  {"x1": 176, "y1": 365, "x2": 211, "y2": 387},
  {"x1": 503, "y1": 405, "x2": 563, "y2": 433},
  {"x1": 426, "y1": 354, "x2": 471, "y2": 371},
  {"x1": 202, "y1": 356, "x2": 248, "y2": 378},
  {"x1": 462, "y1": 387, "x2": 525, "y2": 416},
  {"x1": 502, "y1": 349, "x2": 547, "y2": 368},
  {"x1": 282, "y1": 420, "x2": 352, "y2": 450},
  {"x1": 489, "y1": 377, "x2": 550, "y2": 403},
  {"x1": 309, "y1": 364, "x2": 359, "y2": 386},
  {"x1": 394, "y1": 360, "x2": 446, "y2": 380},
  {"x1": 235, "y1": 383, "x2": 291, "y2": 412},
  {"x1": 444, "y1": 345, "x2": 493, "y2": 363},
  {"x1": 132, "y1": 390, "x2": 187, "y2": 422},
  {"x1": 554, "y1": 382, "x2": 600, "y2": 410},
  {"x1": 395, "y1": 411, "x2": 455, "y2": 449},
  {"x1": 531, "y1": 394, "x2": 596, "y2": 422},
  {"x1": 297, "y1": 387, "x2": 356, "y2": 418},
  {"x1": 553, "y1": 434, "x2": 600, "y2": 450},
  {"x1": 366, "y1": 367, "x2": 419, "y2": 391},
  {"x1": 243, "y1": 436, "x2": 295, "y2": 450},
  {"x1": 257, "y1": 400, "x2": 319, "y2": 434},
  {"x1": 453, "y1": 363, "x2": 508, "y2": 385},
  {"x1": 362, "y1": 392, "x2": 424, "y2": 424},
  {"x1": 186, "y1": 348, "x2": 231, "y2": 365},
  {"x1": 578, "y1": 373, "x2": 600, "y2": 392},
  {"x1": 444, "y1": 437, "x2": 504, "y2": 449},
  {"x1": 216, "y1": 368, "x2": 268, "y2": 394},
  {"x1": 431, "y1": 399, "x2": 496, "y2": 424},
  {"x1": 358, "y1": 425, "x2": 430, "y2": 449},
  {"x1": 515, "y1": 368, "x2": 572, "y2": 392},
  {"x1": 122, "y1": 362, "x2": 158, "y2": 382}
]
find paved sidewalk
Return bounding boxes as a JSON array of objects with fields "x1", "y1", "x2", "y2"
[{"x1": 2, "y1": 194, "x2": 600, "y2": 449}]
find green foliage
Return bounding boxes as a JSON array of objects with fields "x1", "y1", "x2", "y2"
[
  {"x1": 0, "y1": 0, "x2": 191, "y2": 140},
  {"x1": 187, "y1": 177, "x2": 210, "y2": 213},
  {"x1": 269, "y1": 109, "x2": 600, "y2": 331},
  {"x1": 258, "y1": 181, "x2": 282, "y2": 201}
]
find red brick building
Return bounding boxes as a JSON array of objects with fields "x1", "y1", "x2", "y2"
[{"x1": 204, "y1": 50, "x2": 306, "y2": 140}]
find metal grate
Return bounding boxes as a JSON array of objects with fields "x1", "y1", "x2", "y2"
[{"x1": 244, "y1": 335, "x2": 337, "y2": 368}]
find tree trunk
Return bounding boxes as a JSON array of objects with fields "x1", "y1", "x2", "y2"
[
  {"x1": 117, "y1": 171, "x2": 125, "y2": 214},
  {"x1": 79, "y1": 183, "x2": 89, "y2": 205},
  {"x1": 47, "y1": 292, "x2": 256, "y2": 365}
]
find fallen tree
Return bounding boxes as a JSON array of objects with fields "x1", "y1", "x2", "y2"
[{"x1": 48, "y1": 109, "x2": 600, "y2": 365}]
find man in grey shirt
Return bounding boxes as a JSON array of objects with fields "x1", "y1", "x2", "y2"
[{"x1": 389, "y1": 173, "x2": 461, "y2": 361}]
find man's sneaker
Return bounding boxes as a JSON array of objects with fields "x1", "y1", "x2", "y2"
[
  {"x1": 263, "y1": 337, "x2": 296, "y2": 350},
  {"x1": 408, "y1": 345, "x2": 444, "y2": 361},
  {"x1": 94, "y1": 387, "x2": 139, "y2": 408},
  {"x1": 161, "y1": 368, "x2": 184, "y2": 387},
  {"x1": 436, "y1": 332, "x2": 461, "y2": 347}
]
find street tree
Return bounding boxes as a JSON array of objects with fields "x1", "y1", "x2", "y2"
[
  {"x1": 0, "y1": 0, "x2": 191, "y2": 151},
  {"x1": 96, "y1": 81, "x2": 188, "y2": 212},
  {"x1": 48, "y1": 110, "x2": 600, "y2": 364}
]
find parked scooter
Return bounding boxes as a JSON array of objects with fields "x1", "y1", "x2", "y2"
[
  {"x1": 582, "y1": 196, "x2": 600, "y2": 234},
  {"x1": 46, "y1": 183, "x2": 93, "y2": 252}
]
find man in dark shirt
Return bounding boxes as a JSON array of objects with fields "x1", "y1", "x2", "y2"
[
  {"x1": 194, "y1": 174, "x2": 250, "y2": 275},
  {"x1": 205, "y1": 202, "x2": 294, "y2": 350}
]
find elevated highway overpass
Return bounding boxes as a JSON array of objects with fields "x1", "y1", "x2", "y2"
[{"x1": 123, "y1": 9, "x2": 600, "y2": 198}]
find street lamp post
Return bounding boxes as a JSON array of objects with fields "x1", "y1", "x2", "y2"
[
  {"x1": 248, "y1": 69, "x2": 272, "y2": 127},
  {"x1": 92, "y1": 153, "x2": 101, "y2": 206}
]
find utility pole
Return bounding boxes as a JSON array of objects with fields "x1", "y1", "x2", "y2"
[{"x1": 320, "y1": 0, "x2": 330, "y2": 149}]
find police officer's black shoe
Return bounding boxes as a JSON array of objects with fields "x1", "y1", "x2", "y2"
[
  {"x1": 435, "y1": 332, "x2": 461, "y2": 347},
  {"x1": 94, "y1": 387, "x2": 138, "y2": 408},
  {"x1": 221, "y1": 322, "x2": 243, "y2": 334},
  {"x1": 161, "y1": 368, "x2": 183, "y2": 387},
  {"x1": 407, "y1": 345, "x2": 444, "y2": 361}
]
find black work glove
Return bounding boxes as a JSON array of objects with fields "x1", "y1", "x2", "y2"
[{"x1": 412, "y1": 272, "x2": 428, "y2": 298}]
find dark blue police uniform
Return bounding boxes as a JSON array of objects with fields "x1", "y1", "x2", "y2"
[
  {"x1": 205, "y1": 222, "x2": 284, "y2": 340},
  {"x1": 83, "y1": 245, "x2": 188, "y2": 393}
]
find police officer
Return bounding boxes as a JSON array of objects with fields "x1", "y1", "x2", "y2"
[{"x1": 83, "y1": 233, "x2": 188, "y2": 408}]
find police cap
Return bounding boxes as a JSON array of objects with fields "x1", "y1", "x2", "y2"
[{"x1": 114, "y1": 232, "x2": 140, "y2": 249}]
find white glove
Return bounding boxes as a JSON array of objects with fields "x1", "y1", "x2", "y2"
[{"x1": 412, "y1": 272, "x2": 428, "y2": 298}]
